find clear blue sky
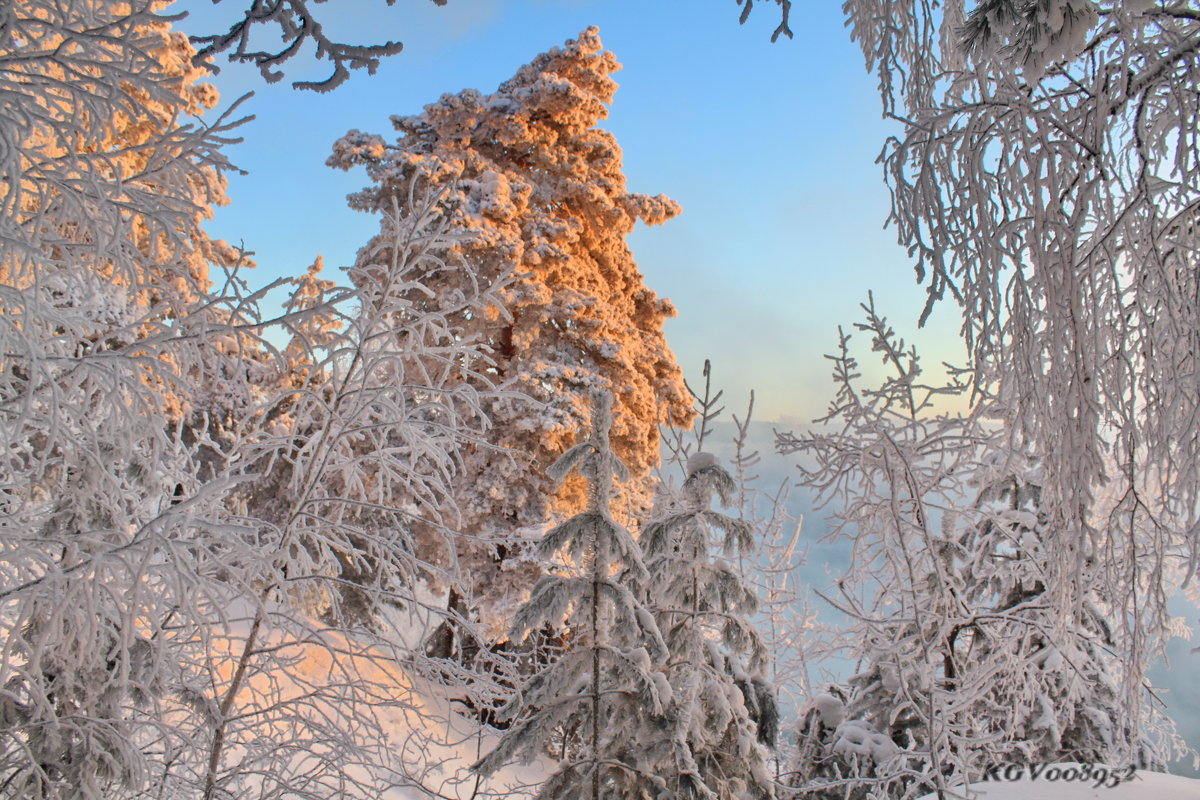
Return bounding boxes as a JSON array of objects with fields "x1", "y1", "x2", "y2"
[{"x1": 174, "y1": 0, "x2": 964, "y2": 423}]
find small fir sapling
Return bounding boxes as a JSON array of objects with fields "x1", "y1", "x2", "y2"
[
  {"x1": 640, "y1": 444, "x2": 776, "y2": 800},
  {"x1": 658, "y1": 361, "x2": 790, "y2": 754},
  {"x1": 728, "y1": 389, "x2": 806, "y2": 759},
  {"x1": 473, "y1": 392, "x2": 672, "y2": 800},
  {"x1": 659, "y1": 360, "x2": 725, "y2": 482}
]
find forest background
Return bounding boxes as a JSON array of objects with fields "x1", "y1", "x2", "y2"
[
  {"x1": 174, "y1": 0, "x2": 1200, "y2": 770},
  {"x1": 6, "y1": 0, "x2": 1200, "y2": 796}
]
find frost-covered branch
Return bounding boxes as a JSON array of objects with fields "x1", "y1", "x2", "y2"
[
  {"x1": 0, "y1": 4, "x2": 507, "y2": 795},
  {"x1": 780, "y1": 305, "x2": 1185, "y2": 798},
  {"x1": 186, "y1": 0, "x2": 447, "y2": 91},
  {"x1": 840, "y1": 0, "x2": 1200, "y2": 677}
]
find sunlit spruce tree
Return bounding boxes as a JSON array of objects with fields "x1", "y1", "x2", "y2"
[{"x1": 328, "y1": 27, "x2": 693, "y2": 622}]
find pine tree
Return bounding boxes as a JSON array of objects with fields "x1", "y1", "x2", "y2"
[
  {"x1": 328, "y1": 27, "x2": 693, "y2": 622},
  {"x1": 474, "y1": 392, "x2": 672, "y2": 800},
  {"x1": 640, "y1": 451, "x2": 775, "y2": 800}
]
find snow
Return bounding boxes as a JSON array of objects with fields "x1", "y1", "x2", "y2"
[
  {"x1": 812, "y1": 692, "x2": 846, "y2": 727},
  {"x1": 686, "y1": 451, "x2": 721, "y2": 476},
  {"x1": 830, "y1": 720, "x2": 899, "y2": 764},
  {"x1": 229, "y1": 610, "x2": 547, "y2": 800},
  {"x1": 914, "y1": 766, "x2": 1200, "y2": 800}
]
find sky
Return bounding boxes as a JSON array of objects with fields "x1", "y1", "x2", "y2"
[{"x1": 172, "y1": 0, "x2": 966, "y2": 425}]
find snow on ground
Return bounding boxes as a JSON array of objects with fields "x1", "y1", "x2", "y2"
[
  {"x1": 915, "y1": 765, "x2": 1200, "y2": 799},
  {"x1": 198, "y1": 593, "x2": 548, "y2": 800},
  {"x1": 244, "y1": 615, "x2": 1200, "y2": 800},
  {"x1": 297, "y1": 619, "x2": 548, "y2": 800}
]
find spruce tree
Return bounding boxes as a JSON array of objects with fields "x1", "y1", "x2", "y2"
[
  {"x1": 328, "y1": 28, "x2": 693, "y2": 621},
  {"x1": 640, "y1": 451, "x2": 775, "y2": 800},
  {"x1": 474, "y1": 392, "x2": 671, "y2": 800}
]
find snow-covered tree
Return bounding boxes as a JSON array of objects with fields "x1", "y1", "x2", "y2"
[
  {"x1": 474, "y1": 392, "x2": 672, "y2": 800},
  {"x1": 953, "y1": 449, "x2": 1136, "y2": 766},
  {"x1": 818, "y1": 0, "x2": 1200, "y2": 734},
  {"x1": 725, "y1": 391, "x2": 811, "y2": 783},
  {"x1": 779, "y1": 300, "x2": 1182, "y2": 798},
  {"x1": 171, "y1": 188, "x2": 503, "y2": 800},
  {"x1": 640, "y1": 448, "x2": 775, "y2": 800},
  {"x1": 656, "y1": 362, "x2": 809, "y2": 785},
  {"x1": 328, "y1": 27, "x2": 694, "y2": 623},
  {"x1": 788, "y1": 449, "x2": 1169, "y2": 799},
  {"x1": 778, "y1": 303, "x2": 994, "y2": 799},
  {"x1": 0, "y1": 4, "x2": 249, "y2": 313},
  {"x1": 0, "y1": 3, "x2": 503, "y2": 797},
  {"x1": 0, "y1": 4, "x2": 252, "y2": 794}
]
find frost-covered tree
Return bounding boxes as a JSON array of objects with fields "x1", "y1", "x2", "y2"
[
  {"x1": 953, "y1": 449, "x2": 1136, "y2": 766},
  {"x1": 656, "y1": 363, "x2": 808, "y2": 784},
  {"x1": 779, "y1": 300, "x2": 1182, "y2": 798},
  {"x1": 0, "y1": 3, "x2": 503, "y2": 797},
  {"x1": 173, "y1": 189, "x2": 503, "y2": 800},
  {"x1": 1, "y1": 0, "x2": 246, "y2": 298},
  {"x1": 640, "y1": 449, "x2": 775, "y2": 800},
  {"x1": 0, "y1": 4, "x2": 251, "y2": 793},
  {"x1": 328, "y1": 27, "x2": 693, "y2": 622},
  {"x1": 778, "y1": 303, "x2": 996, "y2": 799},
  {"x1": 474, "y1": 392, "x2": 672, "y2": 800},
  {"x1": 725, "y1": 393, "x2": 812, "y2": 784},
  {"x1": 816, "y1": 0, "x2": 1200, "y2": 725},
  {"x1": 788, "y1": 450, "x2": 1164, "y2": 799}
]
